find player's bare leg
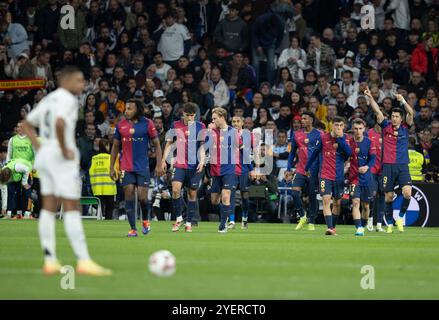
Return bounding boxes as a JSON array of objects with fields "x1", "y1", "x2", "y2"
[
  {"x1": 171, "y1": 181, "x2": 184, "y2": 231},
  {"x1": 322, "y1": 195, "x2": 336, "y2": 235},
  {"x1": 62, "y1": 199, "x2": 111, "y2": 276},
  {"x1": 352, "y1": 198, "x2": 364, "y2": 236},
  {"x1": 39, "y1": 195, "x2": 62, "y2": 275},
  {"x1": 137, "y1": 186, "x2": 150, "y2": 235},
  {"x1": 361, "y1": 202, "x2": 373, "y2": 231},
  {"x1": 332, "y1": 198, "x2": 341, "y2": 230}
]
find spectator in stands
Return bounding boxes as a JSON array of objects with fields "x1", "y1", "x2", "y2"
[
  {"x1": 209, "y1": 66, "x2": 229, "y2": 108},
  {"x1": 0, "y1": 91, "x2": 21, "y2": 135},
  {"x1": 0, "y1": 11, "x2": 29, "y2": 60},
  {"x1": 251, "y1": 8, "x2": 284, "y2": 85},
  {"x1": 411, "y1": 34, "x2": 438, "y2": 84},
  {"x1": 213, "y1": 3, "x2": 248, "y2": 53},
  {"x1": 150, "y1": 51, "x2": 171, "y2": 84},
  {"x1": 272, "y1": 129, "x2": 289, "y2": 178},
  {"x1": 58, "y1": 0, "x2": 87, "y2": 51},
  {"x1": 153, "y1": 11, "x2": 191, "y2": 67},
  {"x1": 321, "y1": 103, "x2": 338, "y2": 133},
  {"x1": 275, "y1": 105, "x2": 292, "y2": 131},
  {"x1": 308, "y1": 33, "x2": 336, "y2": 80},
  {"x1": 223, "y1": 51, "x2": 252, "y2": 95},
  {"x1": 277, "y1": 36, "x2": 307, "y2": 84},
  {"x1": 98, "y1": 88, "x2": 125, "y2": 129},
  {"x1": 415, "y1": 105, "x2": 434, "y2": 133}
]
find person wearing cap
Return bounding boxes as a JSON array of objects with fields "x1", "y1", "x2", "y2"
[
  {"x1": 148, "y1": 89, "x2": 165, "y2": 118},
  {"x1": 152, "y1": 11, "x2": 191, "y2": 67},
  {"x1": 213, "y1": 4, "x2": 248, "y2": 53}
]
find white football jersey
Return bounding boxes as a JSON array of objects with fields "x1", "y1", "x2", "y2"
[{"x1": 26, "y1": 87, "x2": 79, "y2": 154}]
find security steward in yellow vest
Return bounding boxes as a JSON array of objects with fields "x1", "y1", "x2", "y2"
[
  {"x1": 89, "y1": 140, "x2": 117, "y2": 220},
  {"x1": 408, "y1": 137, "x2": 425, "y2": 182}
]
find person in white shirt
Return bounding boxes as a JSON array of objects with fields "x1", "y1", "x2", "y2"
[
  {"x1": 153, "y1": 12, "x2": 191, "y2": 66},
  {"x1": 277, "y1": 36, "x2": 307, "y2": 82},
  {"x1": 338, "y1": 70, "x2": 359, "y2": 99},
  {"x1": 22, "y1": 66, "x2": 111, "y2": 277},
  {"x1": 149, "y1": 52, "x2": 171, "y2": 84},
  {"x1": 208, "y1": 67, "x2": 230, "y2": 108}
]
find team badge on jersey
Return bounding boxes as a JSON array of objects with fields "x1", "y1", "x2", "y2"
[
  {"x1": 333, "y1": 143, "x2": 338, "y2": 149},
  {"x1": 304, "y1": 138, "x2": 309, "y2": 144},
  {"x1": 355, "y1": 147, "x2": 360, "y2": 154},
  {"x1": 129, "y1": 128, "x2": 135, "y2": 135}
]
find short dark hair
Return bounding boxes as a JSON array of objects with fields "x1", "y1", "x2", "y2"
[
  {"x1": 278, "y1": 129, "x2": 288, "y2": 136},
  {"x1": 57, "y1": 65, "x2": 82, "y2": 81},
  {"x1": 301, "y1": 111, "x2": 315, "y2": 124},
  {"x1": 183, "y1": 102, "x2": 198, "y2": 114},
  {"x1": 342, "y1": 70, "x2": 353, "y2": 78},
  {"x1": 391, "y1": 107, "x2": 405, "y2": 118},
  {"x1": 383, "y1": 71, "x2": 394, "y2": 81},
  {"x1": 0, "y1": 168, "x2": 11, "y2": 184},
  {"x1": 98, "y1": 139, "x2": 110, "y2": 153},
  {"x1": 333, "y1": 116, "x2": 345, "y2": 124}
]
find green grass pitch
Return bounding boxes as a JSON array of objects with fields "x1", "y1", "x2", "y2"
[{"x1": 1, "y1": 220, "x2": 439, "y2": 299}]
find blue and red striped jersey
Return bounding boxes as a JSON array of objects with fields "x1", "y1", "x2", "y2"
[
  {"x1": 206, "y1": 126, "x2": 242, "y2": 176},
  {"x1": 366, "y1": 128, "x2": 383, "y2": 175},
  {"x1": 170, "y1": 120, "x2": 206, "y2": 170},
  {"x1": 238, "y1": 129, "x2": 254, "y2": 175},
  {"x1": 287, "y1": 128, "x2": 321, "y2": 175},
  {"x1": 114, "y1": 117, "x2": 158, "y2": 172},
  {"x1": 380, "y1": 119, "x2": 409, "y2": 165},
  {"x1": 348, "y1": 136, "x2": 376, "y2": 186},
  {"x1": 306, "y1": 132, "x2": 351, "y2": 182}
]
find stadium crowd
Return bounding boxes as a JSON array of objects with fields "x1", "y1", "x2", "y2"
[{"x1": 1, "y1": 0, "x2": 439, "y2": 225}]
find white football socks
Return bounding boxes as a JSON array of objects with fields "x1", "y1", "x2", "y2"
[
  {"x1": 63, "y1": 211, "x2": 90, "y2": 261},
  {"x1": 38, "y1": 209, "x2": 57, "y2": 263}
]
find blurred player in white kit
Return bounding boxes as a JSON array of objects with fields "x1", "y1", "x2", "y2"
[{"x1": 23, "y1": 66, "x2": 112, "y2": 276}]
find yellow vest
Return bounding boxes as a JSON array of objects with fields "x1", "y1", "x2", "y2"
[
  {"x1": 408, "y1": 149, "x2": 424, "y2": 181},
  {"x1": 89, "y1": 153, "x2": 117, "y2": 196}
]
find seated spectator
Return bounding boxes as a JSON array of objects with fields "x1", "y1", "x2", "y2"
[
  {"x1": 277, "y1": 36, "x2": 307, "y2": 83},
  {"x1": 275, "y1": 105, "x2": 292, "y2": 131},
  {"x1": 272, "y1": 130, "x2": 289, "y2": 180},
  {"x1": 321, "y1": 103, "x2": 338, "y2": 133},
  {"x1": 208, "y1": 67, "x2": 230, "y2": 108},
  {"x1": 223, "y1": 51, "x2": 252, "y2": 95},
  {"x1": 271, "y1": 67, "x2": 293, "y2": 98},
  {"x1": 98, "y1": 88, "x2": 125, "y2": 128},
  {"x1": 415, "y1": 105, "x2": 434, "y2": 133}
]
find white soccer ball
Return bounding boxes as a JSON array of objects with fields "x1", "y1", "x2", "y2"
[{"x1": 148, "y1": 250, "x2": 176, "y2": 277}]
